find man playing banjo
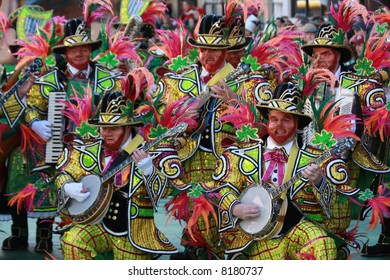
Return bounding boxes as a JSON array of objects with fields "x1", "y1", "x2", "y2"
[
  {"x1": 54, "y1": 90, "x2": 184, "y2": 260},
  {"x1": 212, "y1": 82, "x2": 357, "y2": 260}
]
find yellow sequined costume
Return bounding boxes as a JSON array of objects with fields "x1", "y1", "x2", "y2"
[
  {"x1": 153, "y1": 63, "x2": 275, "y2": 259},
  {"x1": 55, "y1": 134, "x2": 183, "y2": 259},
  {"x1": 213, "y1": 138, "x2": 356, "y2": 259}
]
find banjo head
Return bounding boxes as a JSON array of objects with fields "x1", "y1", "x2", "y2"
[
  {"x1": 239, "y1": 183, "x2": 273, "y2": 235},
  {"x1": 67, "y1": 174, "x2": 102, "y2": 216}
]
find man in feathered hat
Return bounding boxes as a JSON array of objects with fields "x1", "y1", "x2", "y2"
[
  {"x1": 301, "y1": 7, "x2": 390, "y2": 258},
  {"x1": 54, "y1": 90, "x2": 183, "y2": 259},
  {"x1": 213, "y1": 82, "x2": 357, "y2": 259},
  {"x1": 152, "y1": 13, "x2": 274, "y2": 260},
  {"x1": 301, "y1": 23, "x2": 355, "y2": 77},
  {"x1": 226, "y1": 17, "x2": 252, "y2": 68},
  {"x1": 25, "y1": 17, "x2": 122, "y2": 149},
  {"x1": 0, "y1": 4, "x2": 56, "y2": 253}
]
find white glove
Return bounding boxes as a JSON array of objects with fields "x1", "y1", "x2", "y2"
[
  {"x1": 31, "y1": 120, "x2": 53, "y2": 141},
  {"x1": 63, "y1": 182, "x2": 90, "y2": 203},
  {"x1": 136, "y1": 155, "x2": 154, "y2": 176}
]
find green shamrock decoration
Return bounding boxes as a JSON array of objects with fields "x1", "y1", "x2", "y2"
[
  {"x1": 333, "y1": 29, "x2": 345, "y2": 45},
  {"x1": 188, "y1": 183, "x2": 203, "y2": 198},
  {"x1": 45, "y1": 55, "x2": 56, "y2": 68},
  {"x1": 98, "y1": 52, "x2": 119, "y2": 69},
  {"x1": 358, "y1": 188, "x2": 374, "y2": 202},
  {"x1": 236, "y1": 124, "x2": 258, "y2": 142},
  {"x1": 242, "y1": 55, "x2": 260, "y2": 72},
  {"x1": 386, "y1": 101, "x2": 390, "y2": 110},
  {"x1": 376, "y1": 23, "x2": 388, "y2": 35},
  {"x1": 169, "y1": 55, "x2": 190, "y2": 72},
  {"x1": 312, "y1": 130, "x2": 337, "y2": 150},
  {"x1": 354, "y1": 57, "x2": 376, "y2": 76},
  {"x1": 121, "y1": 100, "x2": 134, "y2": 117},
  {"x1": 188, "y1": 48, "x2": 198, "y2": 62},
  {"x1": 76, "y1": 122, "x2": 99, "y2": 138},
  {"x1": 148, "y1": 124, "x2": 168, "y2": 139}
]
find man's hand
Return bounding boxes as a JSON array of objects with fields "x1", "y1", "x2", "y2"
[
  {"x1": 63, "y1": 182, "x2": 90, "y2": 203},
  {"x1": 17, "y1": 72, "x2": 35, "y2": 99},
  {"x1": 132, "y1": 148, "x2": 154, "y2": 175},
  {"x1": 232, "y1": 203, "x2": 261, "y2": 220},
  {"x1": 302, "y1": 163, "x2": 323, "y2": 186},
  {"x1": 30, "y1": 120, "x2": 53, "y2": 141},
  {"x1": 210, "y1": 80, "x2": 237, "y2": 105}
]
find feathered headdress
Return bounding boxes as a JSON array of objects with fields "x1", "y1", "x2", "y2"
[
  {"x1": 219, "y1": 91, "x2": 266, "y2": 142},
  {"x1": 148, "y1": 22, "x2": 197, "y2": 72},
  {"x1": 12, "y1": 15, "x2": 66, "y2": 70},
  {"x1": 93, "y1": 17, "x2": 142, "y2": 69},
  {"x1": 59, "y1": 84, "x2": 99, "y2": 138},
  {"x1": 0, "y1": 9, "x2": 11, "y2": 45},
  {"x1": 82, "y1": 0, "x2": 114, "y2": 28}
]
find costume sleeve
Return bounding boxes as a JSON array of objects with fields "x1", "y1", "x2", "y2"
[
  {"x1": 316, "y1": 156, "x2": 351, "y2": 219},
  {"x1": 0, "y1": 91, "x2": 25, "y2": 126},
  {"x1": 143, "y1": 141, "x2": 185, "y2": 209},
  {"x1": 213, "y1": 145, "x2": 252, "y2": 232}
]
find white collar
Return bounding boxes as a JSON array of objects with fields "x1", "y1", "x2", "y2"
[
  {"x1": 334, "y1": 66, "x2": 341, "y2": 79},
  {"x1": 266, "y1": 137, "x2": 294, "y2": 155},
  {"x1": 67, "y1": 63, "x2": 91, "y2": 76}
]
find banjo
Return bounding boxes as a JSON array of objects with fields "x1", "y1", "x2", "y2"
[
  {"x1": 0, "y1": 58, "x2": 42, "y2": 107},
  {"x1": 239, "y1": 137, "x2": 356, "y2": 240},
  {"x1": 63, "y1": 122, "x2": 188, "y2": 225}
]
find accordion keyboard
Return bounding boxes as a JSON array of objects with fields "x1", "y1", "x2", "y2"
[{"x1": 45, "y1": 91, "x2": 66, "y2": 164}]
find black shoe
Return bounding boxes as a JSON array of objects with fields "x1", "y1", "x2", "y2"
[
  {"x1": 2, "y1": 227, "x2": 28, "y2": 250},
  {"x1": 361, "y1": 234, "x2": 390, "y2": 257},
  {"x1": 34, "y1": 237, "x2": 53, "y2": 253}
]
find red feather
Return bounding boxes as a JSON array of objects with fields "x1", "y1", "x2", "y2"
[
  {"x1": 363, "y1": 31, "x2": 390, "y2": 71},
  {"x1": 19, "y1": 124, "x2": 45, "y2": 154},
  {"x1": 328, "y1": 0, "x2": 368, "y2": 32},
  {"x1": 141, "y1": 0, "x2": 167, "y2": 25},
  {"x1": 7, "y1": 184, "x2": 37, "y2": 213},
  {"x1": 159, "y1": 96, "x2": 199, "y2": 129},
  {"x1": 59, "y1": 85, "x2": 95, "y2": 127},
  {"x1": 363, "y1": 104, "x2": 390, "y2": 142}
]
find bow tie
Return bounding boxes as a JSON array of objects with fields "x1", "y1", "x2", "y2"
[
  {"x1": 201, "y1": 74, "x2": 214, "y2": 85},
  {"x1": 103, "y1": 149, "x2": 121, "y2": 157},
  {"x1": 263, "y1": 148, "x2": 288, "y2": 163},
  {"x1": 263, "y1": 148, "x2": 288, "y2": 185},
  {"x1": 73, "y1": 71, "x2": 87, "y2": 79}
]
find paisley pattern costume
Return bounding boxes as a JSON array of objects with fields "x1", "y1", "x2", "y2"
[
  {"x1": 213, "y1": 138, "x2": 356, "y2": 259},
  {"x1": 55, "y1": 134, "x2": 183, "y2": 259},
  {"x1": 153, "y1": 62, "x2": 275, "y2": 258}
]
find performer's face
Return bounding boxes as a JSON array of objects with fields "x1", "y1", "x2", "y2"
[
  {"x1": 226, "y1": 49, "x2": 245, "y2": 68},
  {"x1": 101, "y1": 126, "x2": 130, "y2": 150},
  {"x1": 65, "y1": 45, "x2": 92, "y2": 70},
  {"x1": 198, "y1": 47, "x2": 227, "y2": 73},
  {"x1": 312, "y1": 47, "x2": 341, "y2": 73},
  {"x1": 267, "y1": 110, "x2": 298, "y2": 145}
]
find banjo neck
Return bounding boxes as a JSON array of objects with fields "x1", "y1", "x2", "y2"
[
  {"x1": 0, "y1": 58, "x2": 42, "y2": 106},
  {"x1": 101, "y1": 122, "x2": 188, "y2": 184},
  {"x1": 273, "y1": 149, "x2": 332, "y2": 198}
]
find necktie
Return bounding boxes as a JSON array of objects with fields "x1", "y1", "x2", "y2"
[
  {"x1": 263, "y1": 148, "x2": 288, "y2": 185},
  {"x1": 74, "y1": 71, "x2": 86, "y2": 79},
  {"x1": 201, "y1": 74, "x2": 214, "y2": 85},
  {"x1": 103, "y1": 149, "x2": 121, "y2": 157}
]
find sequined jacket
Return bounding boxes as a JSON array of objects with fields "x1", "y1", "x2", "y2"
[
  {"x1": 153, "y1": 63, "x2": 275, "y2": 191},
  {"x1": 25, "y1": 62, "x2": 122, "y2": 125},
  {"x1": 54, "y1": 135, "x2": 184, "y2": 254},
  {"x1": 212, "y1": 138, "x2": 357, "y2": 253}
]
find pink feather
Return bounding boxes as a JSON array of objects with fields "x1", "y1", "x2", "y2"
[
  {"x1": 328, "y1": 0, "x2": 368, "y2": 32},
  {"x1": 159, "y1": 96, "x2": 199, "y2": 129},
  {"x1": 59, "y1": 85, "x2": 95, "y2": 127}
]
